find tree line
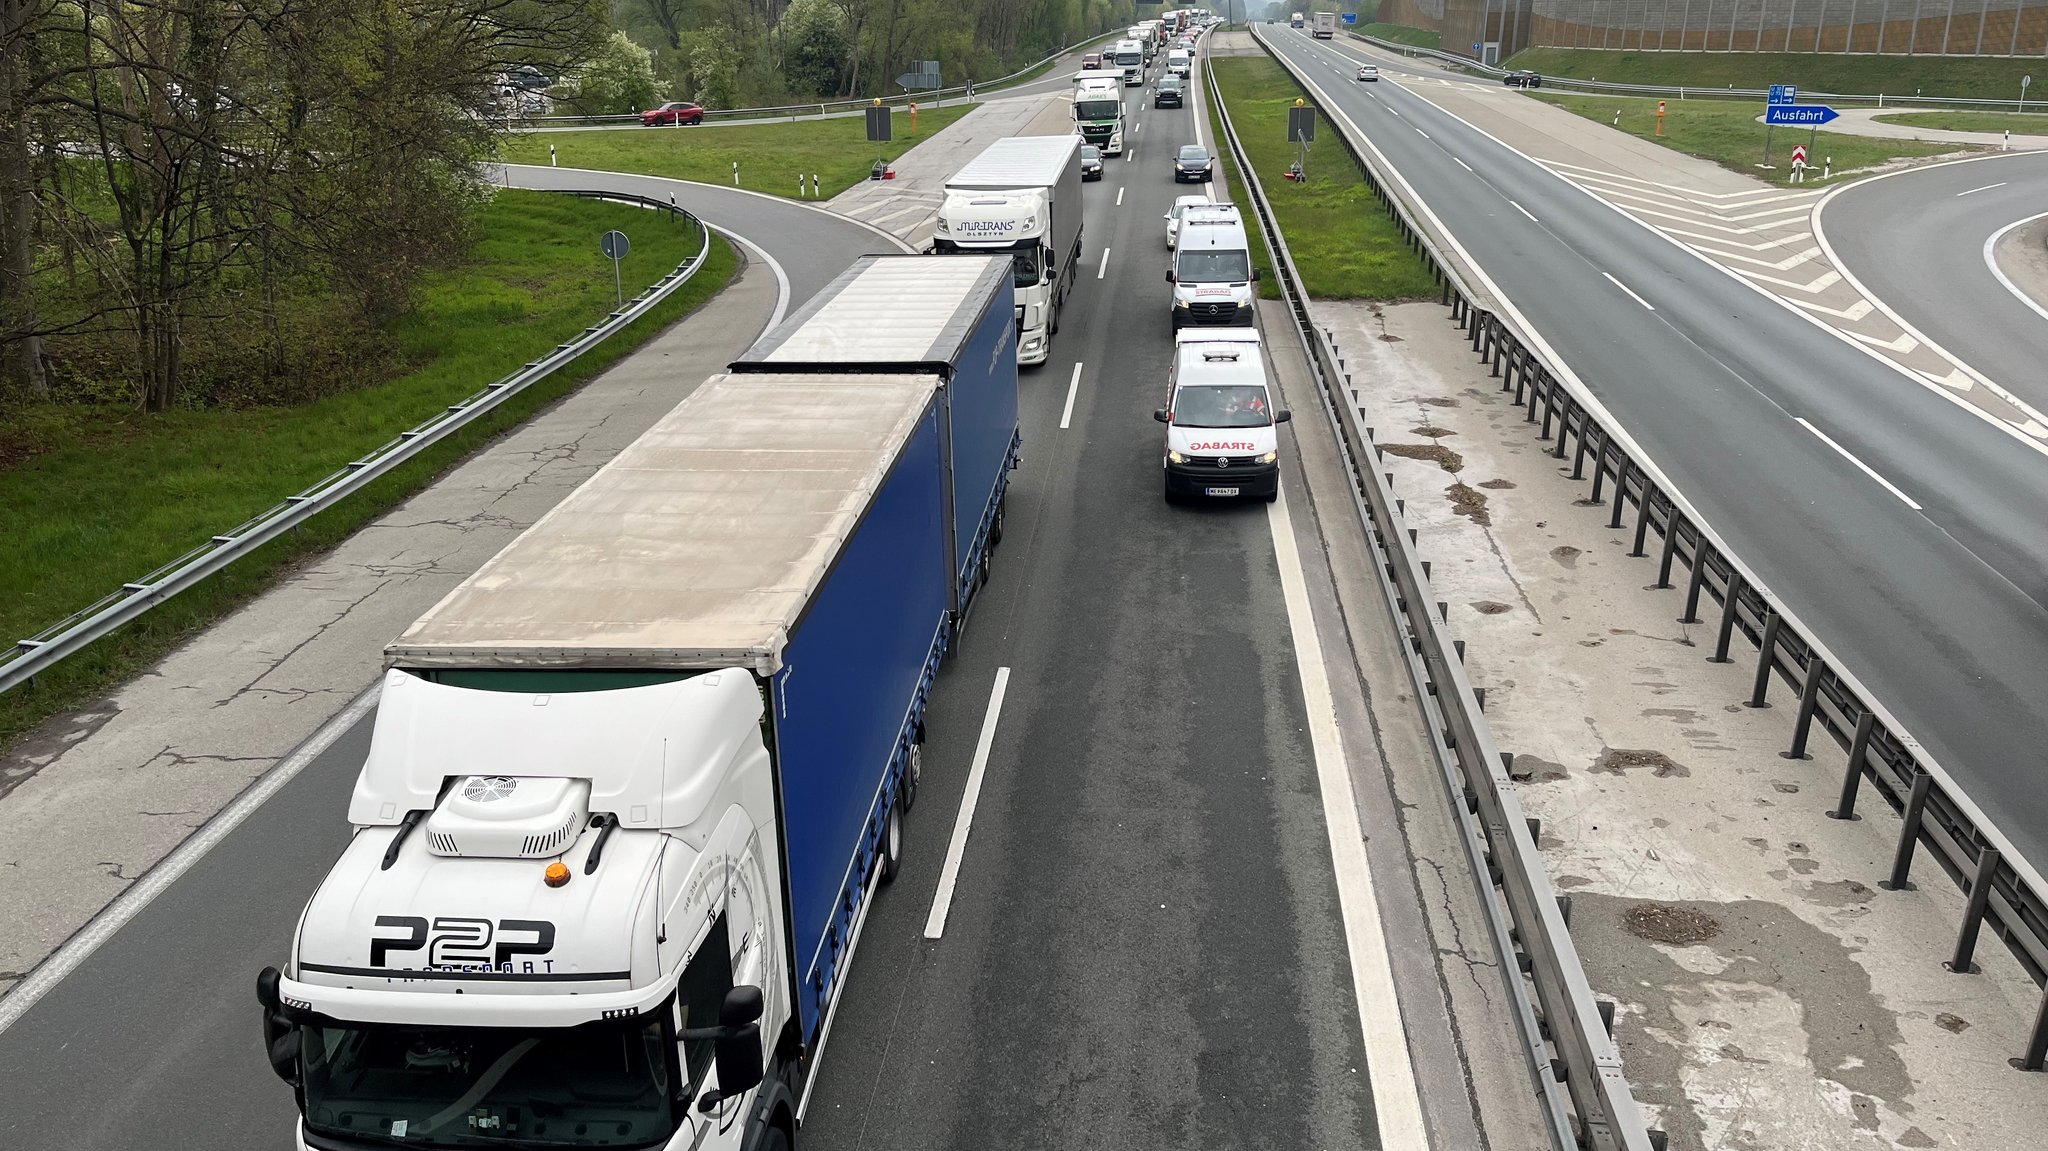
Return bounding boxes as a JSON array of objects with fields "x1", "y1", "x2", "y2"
[{"x1": 0, "y1": 1, "x2": 606, "y2": 412}]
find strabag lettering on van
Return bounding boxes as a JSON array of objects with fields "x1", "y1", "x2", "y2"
[{"x1": 1190, "y1": 441, "x2": 1256, "y2": 451}]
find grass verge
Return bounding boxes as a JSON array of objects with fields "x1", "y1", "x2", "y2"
[
  {"x1": 1874, "y1": 110, "x2": 2048, "y2": 134},
  {"x1": 503, "y1": 105, "x2": 974, "y2": 199},
  {"x1": 0, "y1": 192, "x2": 740, "y2": 751},
  {"x1": 1207, "y1": 56, "x2": 1437, "y2": 300},
  {"x1": 1504, "y1": 48, "x2": 2044, "y2": 103},
  {"x1": 1361, "y1": 24, "x2": 1443, "y2": 50},
  {"x1": 1531, "y1": 91, "x2": 1961, "y2": 183}
]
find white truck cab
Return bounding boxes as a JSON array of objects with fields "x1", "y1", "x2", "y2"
[
  {"x1": 1168, "y1": 203, "x2": 1258, "y2": 330},
  {"x1": 1112, "y1": 39, "x2": 1145, "y2": 85},
  {"x1": 1154, "y1": 328, "x2": 1289, "y2": 503}
]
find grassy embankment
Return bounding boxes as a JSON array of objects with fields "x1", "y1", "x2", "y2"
[
  {"x1": 1205, "y1": 56, "x2": 1437, "y2": 301},
  {"x1": 1503, "y1": 47, "x2": 2041, "y2": 103},
  {"x1": 1874, "y1": 110, "x2": 2048, "y2": 134},
  {"x1": 1360, "y1": 24, "x2": 1442, "y2": 50},
  {"x1": 1530, "y1": 92, "x2": 1958, "y2": 182},
  {"x1": 0, "y1": 191, "x2": 738, "y2": 749},
  {"x1": 504, "y1": 106, "x2": 974, "y2": 200}
]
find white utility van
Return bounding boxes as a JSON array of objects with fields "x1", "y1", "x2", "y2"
[
  {"x1": 1154, "y1": 328, "x2": 1289, "y2": 503},
  {"x1": 1166, "y1": 49, "x2": 1191, "y2": 77},
  {"x1": 1167, "y1": 203, "x2": 1256, "y2": 329}
]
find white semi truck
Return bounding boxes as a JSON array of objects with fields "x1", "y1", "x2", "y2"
[
  {"x1": 932, "y1": 135, "x2": 1085, "y2": 367},
  {"x1": 255, "y1": 257, "x2": 1019, "y2": 1151},
  {"x1": 1111, "y1": 38, "x2": 1145, "y2": 85},
  {"x1": 1072, "y1": 72, "x2": 1125, "y2": 155}
]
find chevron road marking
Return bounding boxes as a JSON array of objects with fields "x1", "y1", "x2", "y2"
[
  {"x1": 1844, "y1": 328, "x2": 1920, "y2": 354},
  {"x1": 1785, "y1": 295, "x2": 1877, "y2": 322},
  {"x1": 1731, "y1": 267, "x2": 1842, "y2": 293}
]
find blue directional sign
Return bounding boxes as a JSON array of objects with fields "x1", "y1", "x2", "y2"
[
  {"x1": 1767, "y1": 84, "x2": 1797, "y2": 106},
  {"x1": 1764, "y1": 104, "x2": 1838, "y2": 126},
  {"x1": 1342, "y1": 11, "x2": 1357, "y2": 21}
]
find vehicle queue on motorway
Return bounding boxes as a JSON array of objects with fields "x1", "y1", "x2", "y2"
[{"x1": 241, "y1": 10, "x2": 1336, "y2": 1151}]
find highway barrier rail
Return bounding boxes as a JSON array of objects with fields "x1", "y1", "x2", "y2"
[
  {"x1": 1258, "y1": 19, "x2": 2048, "y2": 1095},
  {"x1": 1348, "y1": 31, "x2": 2044, "y2": 110},
  {"x1": 1205, "y1": 52, "x2": 1665, "y2": 1151},
  {"x1": 0, "y1": 192, "x2": 713, "y2": 699}
]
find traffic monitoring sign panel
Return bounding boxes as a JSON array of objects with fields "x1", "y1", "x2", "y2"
[{"x1": 1764, "y1": 104, "x2": 1838, "y2": 126}]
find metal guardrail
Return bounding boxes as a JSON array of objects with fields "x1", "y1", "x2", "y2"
[
  {"x1": 0, "y1": 192, "x2": 713, "y2": 698},
  {"x1": 527, "y1": 31, "x2": 1127, "y2": 129},
  {"x1": 1269, "y1": 19, "x2": 2048, "y2": 1082},
  {"x1": 1349, "y1": 31, "x2": 2048, "y2": 110},
  {"x1": 1203, "y1": 52, "x2": 1663, "y2": 1151}
]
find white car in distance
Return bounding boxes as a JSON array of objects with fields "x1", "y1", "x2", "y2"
[{"x1": 1166, "y1": 194, "x2": 1210, "y2": 249}]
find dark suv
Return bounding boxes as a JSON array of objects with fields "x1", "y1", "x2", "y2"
[
  {"x1": 1503, "y1": 70, "x2": 1542, "y2": 89},
  {"x1": 1154, "y1": 75, "x2": 1185, "y2": 108}
]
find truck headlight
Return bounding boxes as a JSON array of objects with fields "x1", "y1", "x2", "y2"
[
  {"x1": 1168, "y1": 450, "x2": 1186, "y2": 464},
  {"x1": 1258, "y1": 451, "x2": 1278, "y2": 464}
]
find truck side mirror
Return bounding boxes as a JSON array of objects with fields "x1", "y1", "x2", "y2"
[
  {"x1": 1250, "y1": 268, "x2": 1261, "y2": 281},
  {"x1": 1164, "y1": 270, "x2": 1175, "y2": 283},
  {"x1": 256, "y1": 966, "x2": 302, "y2": 1085},
  {"x1": 697, "y1": 986, "x2": 765, "y2": 1111},
  {"x1": 1276, "y1": 409, "x2": 1292, "y2": 423},
  {"x1": 1154, "y1": 409, "x2": 1170, "y2": 422}
]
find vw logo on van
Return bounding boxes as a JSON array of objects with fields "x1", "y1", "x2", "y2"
[{"x1": 1216, "y1": 457, "x2": 1230, "y2": 468}]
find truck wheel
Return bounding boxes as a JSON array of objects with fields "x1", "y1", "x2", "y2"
[
  {"x1": 761, "y1": 1124, "x2": 791, "y2": 1151},
  {"x1": 1264, "y1": 485, "x2": 1279, "y2": 504},
  {"x1": 1049, "y1": 301, "x2": 1060, "y2": 336},
  {"x1": 881, "y1": 793, "x2": 904, "y2": 884},
  {"x1": 902, "y1": 741, "x2": 923, "y2": 811},
  {"x1": 990, "y1": 497, "x2": 1006, "y2": 546}
]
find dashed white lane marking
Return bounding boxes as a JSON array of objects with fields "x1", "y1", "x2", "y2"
[
  {"x1": 1060, "y1": 363, "x2": 1082, "y2": 429},
  {"x1": 1453, "y1": 157, "x2": 1474, "y2": 172},
  {"x1": 1098, "y1": 247, "x2": 1112, "y2": 279},
  {"x1": 1797, "y1": 417, "x2": 1923, "y2": 510},
  {"x1": 1509, "y1": 199, "x2": 1538, "y2": 223},
  {"x1": 1116, "y1": 186, "x2": 1125, "y2": 206},
  {"x1": 924, "y1": 667, "x2": 1013, "y2": 939},
  {"x1": 1603, "y1": 271, "x2": 1657, "y2": 312}
]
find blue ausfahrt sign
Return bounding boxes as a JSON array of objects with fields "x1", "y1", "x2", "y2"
[
  {"x1": 1342, "y1": 12, "x2": 1357, "y2": 21},
  {"x1": 1764, "y1": 104, "x2": 1839, "y2": 126}
]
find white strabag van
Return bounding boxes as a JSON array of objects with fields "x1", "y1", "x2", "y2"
[{"x1": 1153, "y1": 328, "x2": 1290, "y2": 503}]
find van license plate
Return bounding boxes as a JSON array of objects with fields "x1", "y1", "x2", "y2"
[{"x1": 1204, "y1": 486, "x2": 1240, "y2": 497}]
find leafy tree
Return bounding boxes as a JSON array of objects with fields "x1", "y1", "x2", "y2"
[
  {"x1": 573, "y1": 29, "x2": 660, "y2": 112},
  {"x1": 780, "y1": 0, "x2": 846, "y2": 97},
  {"x1": 687, "y1": 26, "x2": 741, "y2": 108}
]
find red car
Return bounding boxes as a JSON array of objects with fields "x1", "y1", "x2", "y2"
[
  {"x1": 642, "y1": 101, "x2": 704, "y2": 126},
  {"x1": 1081, "y1": 53, "x2": 1103, "y2": 69}
]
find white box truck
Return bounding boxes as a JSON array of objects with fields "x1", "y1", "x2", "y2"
[
  {"x1": 1313, "y1": 11, "x2": 1338, "y2": 37},
  {"x1": 932, "y1": 135, "x2": 1085, "y2": 366},
  {"x1": 255, "y1": 261, "x2": 1019, "y2": 1151},
  {"x1": 1073, "y1": 73, "x2": 1125, "y2": 154}
]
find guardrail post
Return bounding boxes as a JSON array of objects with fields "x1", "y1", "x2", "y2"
[
  {"x1": 1609, "y1": 458, "x2": 1633, "y2": 530},
  {"x1": 1709, "y1": 568, "x2": 1746, "y2": 662},
  {"x1": 1631, "y1": 484, "x2": 1657, "y2": 558},
  {"x1": 1679, "y1": 537, "x2": 1710, "y2": 619},
  {"x1": 1880, "y1": 770, "x2": 1933, "y2": 891},
  {"x1": 1654, "y1": 510, "x2": 1682, "y2": 588},
  {"x1": 1829, "y1": 711, "x2": 1876, "y2": 820},
  {"x1": 1946, "y1": 844, "x2": 2001, "y2": 974},
  {"x1": 1783, "y1": 654, "x2": 1825, "y2": 758},
  {"x1": 1746, "y1": 610, "x2": 1783, "y2": 707},
  {"x1": 2017, "y1": 989, "x2": 2048, "y2": 1072}
]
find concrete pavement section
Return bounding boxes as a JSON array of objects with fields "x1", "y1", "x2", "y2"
[
  {"x1": 0, "y1": 259, "x2": 774, "y2": 998},
  {"x1": 1322, "y1": 296, "x2": 2048, "y2": 1151}
]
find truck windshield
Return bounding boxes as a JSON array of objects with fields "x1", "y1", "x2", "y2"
[
  {"x1": 1075, "y1": 99, "x2": 1121, "y2": 119},
  {"x1": 300, "y1": 1015, "x2": 676, "y2": 1148},
  {"x1": 1175, "y1": 248, "x2": 1251, "y2": 284},
  {"x1": 1174, "y1": 384, "x2": 1272, "y2": 428},
  {"x1": 1010, "y1": 247, "x2": 1043, "y2": 288}
]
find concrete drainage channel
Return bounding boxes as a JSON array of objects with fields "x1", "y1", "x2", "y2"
[
  {"x1": 1206, "y1": 59, "x2": 1664, "y2": 1151},
  {"x1": 0, "y1": 192, "x2": 712, "y2": 697}
]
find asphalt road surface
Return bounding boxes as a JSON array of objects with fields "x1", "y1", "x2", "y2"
[
  {"x1": 0, "y1": 52, "x2": 1392, "y2": 1151},
  {"x1": 1816, "y1": 150, "x2": 2048, "y2": 416},
  {"x1": 1260, "y1": 26, "x2": 2048, "y2": 885}
]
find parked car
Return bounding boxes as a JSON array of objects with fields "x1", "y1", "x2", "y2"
[
  {"x1": 1165, "y1": 194, "x2": 1210, "y2": 248},
  {"x1": 1082, "y1": 52, "x2": 1103, "y2": 69},
  {"x1": 1173, "y1": 144, "x2": 1212, "y2": 183},
  {"x1": 1154, "y1": 75, "x2": 1185, "y2": 108},
  {"x1": 1356, "y1": 65, "x2": 1379, "y2": 82},
  {"x1": 1080, "y1": 143, "x2": 1104, "y2": 181},
  {"x1": 642, "y1": 100, "x2": 705, "y2": 126},
  {"x1": 1503, "y1": 70, "x2": 1542, "y2": 88}
]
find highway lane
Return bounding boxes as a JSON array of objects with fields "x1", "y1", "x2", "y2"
[
  {"x1": 0, "y1": 68, "x2": 1396, "y2": 1151},
  {"x1": 1816, "y1": 151, "x2": 2048, "y2": 417},
  {"x1": 1258, "y1": 27, "x2": 2048, "y2": 882}
]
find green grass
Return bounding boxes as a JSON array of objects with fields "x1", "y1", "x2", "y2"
[
  {"x1": 1874, "y1": 110, "x2": 2048, "y2": 134},
  {"x1": 503, "y1": 105, "x2": 975, "y2": 200},
  {"x1": 0, "y1": 191, "x2": 738, "y2": 750},
  {"x1": 1208, "y1": 57, "x2": 1437, "y2": 301},
  {"x1": 1531, "y1": 91, "x2": 1961, "y2": 183},
  {"x1": 1361, "y1": 24, "x2": 1442, "y2": 50},
  {"x1": 1504, "y1": 48, "x2": 2044, "y2": 103}
]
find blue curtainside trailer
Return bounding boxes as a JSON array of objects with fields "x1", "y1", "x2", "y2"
[{"x1": 731, "y1": 254, "x2": 1021, "y2": 625}]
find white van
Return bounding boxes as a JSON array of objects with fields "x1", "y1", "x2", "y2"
[
  {"x1": 1167, "y1": 49, "x2": 1191, "y2": 77},
  {"x1": 1168, "y1": 203, "x2": 1257, "y2": 329},
  {"x1": 1154, "y1": 328, "x2": 1289, "y2": 503}
]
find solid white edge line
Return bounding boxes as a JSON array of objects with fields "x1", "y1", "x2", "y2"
[
  {"x1": 1982, "y1": 212, "x2": 2048, "y2": 328},
  {"x1": 1098, "y1": 246, "x2": 1112, "y2": 280},
  {"x1": 1060, "y1": 363, "x2": 1083, "y2": 429},
  {"x1": 501, "y1": 163, "x2": 916, "y2": 254},
  {"x1": 1601, "y1": 271, "x2": 1656, "y2": 312},
  {"x1": 714, "y1": 228, "x2": 791, "y2": 334},
  {"x1": 1796, "y1": 417, "x2": 1924, "y2": 510},
  {"x1": 1956, "y1": 182, "x2": 2008, "y2": 197},
  {"x1": 0, "y1": 681, "x2": 383, "y2": 1035},
  {"x1": 1266, "y1": 488, "x2": 1430, "y2": 1147},
  {"x1": 923, "y1": 667, "x2": 1012, "y2": 939}
]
